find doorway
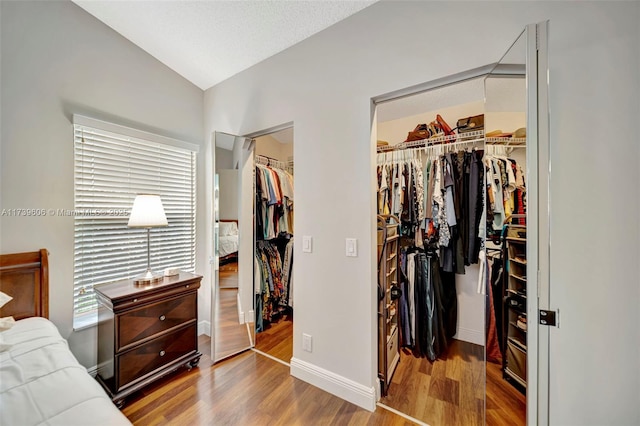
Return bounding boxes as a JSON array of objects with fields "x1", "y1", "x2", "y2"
[
  {"x1": 252, "y1": 127, "x2": 295, "y2": 364},
  {"x1": 210, "y1": 127, "x2": 295, "y2": 366},
  {"x1": 371, "y1": 22, "x2": 549, "y2": 426}
]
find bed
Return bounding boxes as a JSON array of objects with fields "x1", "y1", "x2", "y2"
[
  {"x1": 0, "y1": 249, "x2": 131, "y2": 426},
  {"x1": 218, "y1": 220, "x2": 239, "y2": 264}
]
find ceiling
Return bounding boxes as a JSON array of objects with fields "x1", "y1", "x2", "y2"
[{"x1": 73, "y1": 0, "x2": 377, "y2": 91}]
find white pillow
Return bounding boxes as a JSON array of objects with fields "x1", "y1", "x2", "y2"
[
  {"x1": 0, "y1": 316, "x2": 15, "y2": 332},
  {"x1": 0, "y1": 291, "x2": 12, "y2": 308},
  {"x1": 219, "y1": 221, "x2": 238, "y2": 236}
]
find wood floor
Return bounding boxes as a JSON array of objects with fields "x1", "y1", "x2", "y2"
[
  {"x1": 255, "y1": 310, "x2": 293, "y2": 363},
  {"x1": 218, "y1": 261, "x2": 238, "y2": 289},
  {"x1": 122, "y1": 336, "x2": 413, "y2": 425},
  {"x1": 214, "y1": 262, "x2": 251, "y2": 360},
  {"x1": 381, "y1": 341, "x2": 483, "y2": 426},
  {"x1": 181, "y1": 262, "x2": 525, "y2": 425},
  {"x1": 380, "y1": 341, "x2": 525, "y2": 426},
  {"x1": 485, "y1": 359, "x2": 526, "y2": 425}
]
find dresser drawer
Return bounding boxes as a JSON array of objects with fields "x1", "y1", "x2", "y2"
[
  {"x1": 117, "y1": 293, "x2": 196, "y2": 350},
  {"x1": 117, "y1": 324, "x2": 196, "y2": 390}
]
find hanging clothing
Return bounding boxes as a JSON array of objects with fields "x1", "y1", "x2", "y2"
[{"x1": 255, "y1": 164, "x2": 294, "y2": 240}]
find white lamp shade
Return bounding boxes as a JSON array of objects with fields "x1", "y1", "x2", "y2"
[{"x1": 127, "y1": 195, "x2": 168, "y2": 228}]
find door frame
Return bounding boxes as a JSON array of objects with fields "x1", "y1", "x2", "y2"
[{"x1": 369, "y1": 21, "x2": 550, "y2": 424}]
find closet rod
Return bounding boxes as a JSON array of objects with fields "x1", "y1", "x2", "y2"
[{"x1": 255, "y1": 154, "x2": 289, "y2": 170}]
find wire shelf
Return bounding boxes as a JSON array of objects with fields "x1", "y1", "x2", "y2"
[
  {"x1": 255, "y1": 155, "x2": 288, "y2": 170},
  {"x1": 377, "y1": 131, "x2": 527, "y2": 153}
]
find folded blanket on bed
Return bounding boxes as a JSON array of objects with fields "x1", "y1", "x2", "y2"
[{"x1": 0, "y1": 317, "x2": 131, "y2": 426}]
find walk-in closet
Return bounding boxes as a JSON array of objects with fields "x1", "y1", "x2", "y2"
[
  {"x1": 373, "y1": 29, "x2": 532, "y2": 423},
  {"x1": 253, "y1": 129, "x2": 295, "y2": 364}
]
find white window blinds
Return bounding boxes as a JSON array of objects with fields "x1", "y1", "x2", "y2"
[{"x1": 73, "y1": 120, "x2": 196, "y2": 325}]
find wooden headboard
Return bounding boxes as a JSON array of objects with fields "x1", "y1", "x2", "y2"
[{"x1": 0, "y1": 249, "x2": 49, "y2": 319}]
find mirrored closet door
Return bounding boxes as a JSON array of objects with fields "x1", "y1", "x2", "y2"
[{"x1": 211, "y1": 131, "x2": 254, "y2": 363}]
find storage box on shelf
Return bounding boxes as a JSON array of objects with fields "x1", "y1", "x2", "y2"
[{"x1": 503, "y1": 223, "x2": 527, "y2": 389}]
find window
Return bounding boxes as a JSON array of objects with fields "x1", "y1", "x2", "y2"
[{"x1": 73, "y1": 116, "x2": 197, "y2": 329}]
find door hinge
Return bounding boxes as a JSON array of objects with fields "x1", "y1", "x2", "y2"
[{"x1": 539, "y1": 309, "x2": 558, "y2": 327}]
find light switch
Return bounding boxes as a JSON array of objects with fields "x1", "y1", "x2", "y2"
[
  {"x1": 346, "y1": 238, "x2": 357, "y2": 257},
  {"x1": 302, "y1": 236, "x2": 312, "y2": 253}
]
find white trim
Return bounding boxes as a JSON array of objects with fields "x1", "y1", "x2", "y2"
[
  {"x1": 376, "y1": 403, "x2": 430, "y2": 426},
  {"x1": 86, "y1": 365, "x2": 98, "y2": 378},
  {"x1": 290, "y1": 357, "x2": 377, "y2": 412},
  {"x1": 73, "y1": 114, "x2": 200, "y2": 153},
  {"x1": 237, "y1": 292, "x2": 245, "y2": 324},
  {"x1": 243, "y1": 122, "x2": 293, "y2": 140},
  {"x1": 373, "y1": 64, "x2": 504, "y2": 106},
  {"x1": 198, "y1": 320, "x2": 211, "y2": 337},
  {"x1": 532, "y1": 20, "x2": 551, "y2": 426},
  {"x1": 252, "y1": 348, "x2": 290, "y2": 367}
]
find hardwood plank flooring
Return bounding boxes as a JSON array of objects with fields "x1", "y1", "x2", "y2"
[
  {"x1": 486, "y1": 359, "x2": 526, "y2": 426},
  {"x1": 219, "y1": 261, "x2": 238, "y2": 289},
  {"x1": 182, "y1": 260, "x2": 524, "y2": 425},
  {"x1": 255, "y1": 310, "x2": 293, "y2": 363},
  {"x1": 380, "y1": 340, "x2": 525, "y2": 426},
  {"x1": 122, "y1": 336, "x2": 413, "y2": 426},
  {"x1": 214, "y1": 287, "x2": 251, "y2": 361}
]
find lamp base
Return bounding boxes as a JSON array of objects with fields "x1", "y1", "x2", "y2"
[{"x1": 133, "y1": 269, "x2": 163, "y2": 285}]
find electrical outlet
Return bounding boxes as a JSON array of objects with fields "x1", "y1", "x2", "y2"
[{"x1": 302, "y1": 333, "x2": 313, "y2": 352}]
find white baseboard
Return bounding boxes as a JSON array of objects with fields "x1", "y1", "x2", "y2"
[
  {"x1": 237, "y1": 293, "x2": 245, "y2": 324},
  {"x1": 246, "y1": 310, "x2": 254, "y2": 324},
  {"x1": 87, "y1": 364, "x2": 98, "y2": 377},
  {"x1": 454, "y1": 326, "x2": 484, "y2": 346},
  {"x1": 199, "y1": 320, "x2": 211, "y2": 336},
  {"x1": 290, "y1": 357, "x2": 376, "y2": 412}
]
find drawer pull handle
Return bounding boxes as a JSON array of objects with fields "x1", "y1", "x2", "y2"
[
  {"x1": 159, "y1": 350, "x2": 166, "y2": 357},
  {"x1": 185, "y1": 285, "x2": 190, "y2": 288},
  {"x1": 133, "y1": 298, "x2": 138, "y2": 303},
  {"x1": 159, "y1": 315, "x2": 166, "y2": 321}
]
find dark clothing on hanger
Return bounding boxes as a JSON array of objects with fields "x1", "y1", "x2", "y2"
[{"x1": 467, "y1": 150, "x2": 484, "y2": 263}]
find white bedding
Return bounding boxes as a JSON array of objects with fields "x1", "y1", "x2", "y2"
[
  {"x1": 0, "y1": 317, "x2": 131, "y2": 426},
  {"x1": 219, "y1": 234, "x2": 239, "y2": 258}
]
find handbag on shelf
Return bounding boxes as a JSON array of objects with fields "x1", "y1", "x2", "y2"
[
  {"x1": 456, "y1": 114, "x2": 484, "y2": 135},
  {"x1": 404, "y1": 123, "x2": 430, "y2": 142},
  {"x1": 436, "y1": 114, "x2": 455, "y2": 138}
]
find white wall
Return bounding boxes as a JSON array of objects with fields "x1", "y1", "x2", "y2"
[
  {"x1": 255, "y1": 134, "x2": 293, "y2": 162},
  {"x1": 216, "y1": 146, "x2": 234, "y2": 170},
  {"x1": 218, "y1": 169, "x2": 239, "y2": 220},
  {"x1": 204, "y1": 1, "x2": 639, "y2": 423},
  {"x1": 0, "y1": 1, "x2": 205, "y2": 367}
]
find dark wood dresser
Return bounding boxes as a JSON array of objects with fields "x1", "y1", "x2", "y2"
[{"x1": 94, "y1": 272, "x2": 202, "y2": 407}]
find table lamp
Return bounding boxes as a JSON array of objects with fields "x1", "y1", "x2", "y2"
[{"x1": 127, "y1": 194, "x2": 168, "y2": 285}]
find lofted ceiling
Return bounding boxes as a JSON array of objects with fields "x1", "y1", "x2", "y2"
[{"x1": 72, "y1": 0, "x2": 378, "y2": 91}]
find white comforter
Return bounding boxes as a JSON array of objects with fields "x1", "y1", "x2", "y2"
[
  {"x1": 219, "y1": 234, "x2": 239, "y2": 258},
  {"x1": 0, "y1": 317, "x2": 131, "y2": 426}
]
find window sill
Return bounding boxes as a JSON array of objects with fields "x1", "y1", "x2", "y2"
[{"x1": 73, "y1": 311, "x2": 98, "y2": 332}]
